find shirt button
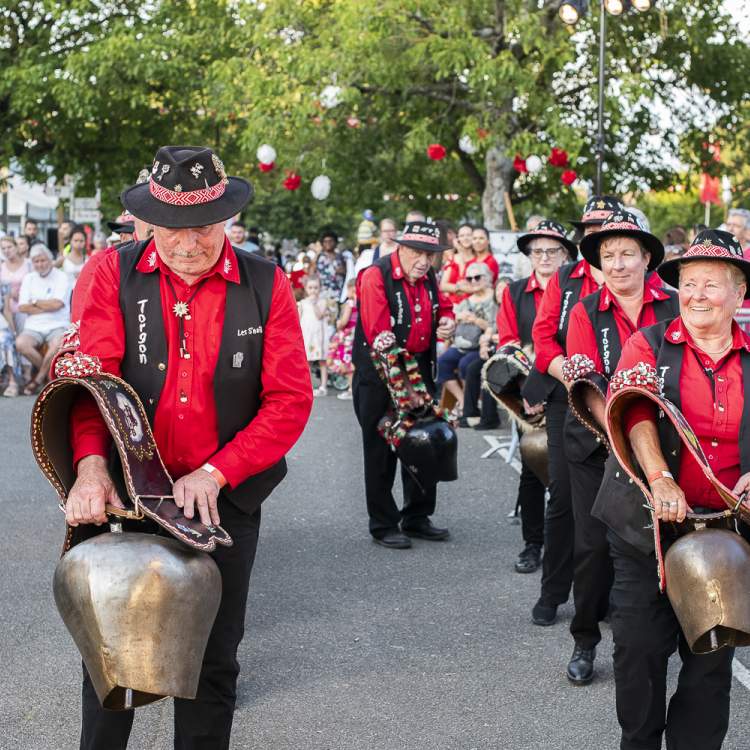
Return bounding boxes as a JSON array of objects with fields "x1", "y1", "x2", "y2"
[
  {"x1": 178, "y1": 414, "x2": 184, "y2": 420},
  {"x1": 181, "y1": 371, "x2": 187, "y2": 378},
  {"x1": 718, "y1": 404, "x2": 725, "y2": 412},
  {"x1": 709, "y1": 454, "x2": 714, "y2": 460},
  {"x1": 158, "y1": 362, "x2": 166, "y2": 371},
  {"x1": 711, "y1": 440, "x2": 718, "y2": 447}
]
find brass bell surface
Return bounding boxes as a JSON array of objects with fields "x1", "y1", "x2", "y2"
[
  {"x1": 54, "y1": 531, "x2": 222, "y2": 709},
  {"x1": 519, "y1": 429, "x2": 549, "y2": 487},
  {"x1": 665, "y1": 528, "x2": 750, "y2": 654}
]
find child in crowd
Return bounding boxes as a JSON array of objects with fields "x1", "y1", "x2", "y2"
[
  {"x1": 298, "y1": 274, "x2": 328, "y2": 397},
  {"x1": 327, "y1": 278, "x2": 357, "y2": 400}
]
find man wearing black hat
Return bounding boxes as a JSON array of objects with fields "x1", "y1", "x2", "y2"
[
  {"x1": 524, "y1": 196, "x2": 620, "y2": 628},
  {"x1": 64, "y1": 146, "x2": 313, "y2": 749},
  {"x1": 353, "y1": 221, "x2": 456, "y2": 548}
]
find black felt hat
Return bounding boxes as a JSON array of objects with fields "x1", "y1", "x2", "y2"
[
  {"x1": 121, "y1": 146, "x2": 253, "y2": 228},
  {"x1": 658, "y1": 229, "x2": 750, "y2": 298},
  {"x1": 398, "y1": 220, "x2": 452, "y2": 253},
  {"x1": 571, "y1": 195, "x2": 622, "y2": 230},
  {"x1": 580, "y1": 210, "x2": 664, "y2": 271},
  {"x1": 517, "y1": 220, "x2": 578, "y2": 260}
]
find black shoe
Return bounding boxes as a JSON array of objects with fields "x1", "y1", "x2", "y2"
[
  {"x1": 474, "y1": 420, "x2": 500, "y2": 431},
  {"x1": 373, "y1": 531, "x2": 412, "y2": 549},
  {"x1": 566, "y1": 645, "x2": 596, "y2": 685},
  {"x1": 401, "y1": 520, "x2": 451, "y2": 541},
  {"x1": 457, "y1": 417, "x2": 471, "y2": 428},
  {"x1": 531, "y1": 599, "x2": 558, "y2": 626},
  {"x1": 515, "y1": 543, "x2": 542, "y2": 574}
]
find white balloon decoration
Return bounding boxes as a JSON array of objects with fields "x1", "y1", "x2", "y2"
[
  {"x1": 319, "y1": 85, "x2": 343, "y2": 109},
  {"x1": 525, "y1": 154, "x2": 543, "y2": 174},
  {"x1": 256, "y1": 144, "x2": 277, "y2": 164},
  {"x1": 311, "y1": 175, "x2": 331, "y2": 200},
  {"x1": 459, "y1": 135, "x2": 477, "y2": 154}
]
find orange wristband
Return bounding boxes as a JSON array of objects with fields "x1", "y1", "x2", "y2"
[
  {"x1": 201, "y1": 462, "x2": 227, "y2": 488},
  {"x1": 647, "y1": 470, "x2": 673, "y2": 485}
]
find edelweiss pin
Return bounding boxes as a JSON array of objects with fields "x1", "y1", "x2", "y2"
[{"x1": 172, "y1": 301, "x2": 190, "y2": 318}]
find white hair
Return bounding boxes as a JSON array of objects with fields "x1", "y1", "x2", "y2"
[
  {"x1": 29, "y1": 244, "x2": 53, "y2": 260},
  {"x1": 469, "y1": 261, "x2": 492, "y2": 279}
]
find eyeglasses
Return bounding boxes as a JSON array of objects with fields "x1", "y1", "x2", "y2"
[
  {"x1": 466, "y1": 274, "x2": 485, "y2": 282},
  {"x1": 530, "y1": 247, "x2": 562, "y2": 258}
]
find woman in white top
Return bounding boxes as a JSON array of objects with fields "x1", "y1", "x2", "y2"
[{"x1": 55, "y1": 225, "x2": 87, "y2": 285}]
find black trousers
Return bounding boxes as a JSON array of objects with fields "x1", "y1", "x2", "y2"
[
  {"x1": 463, "y1": 356, "x2": 499, "y2": 424},
  {"x1": 539, "y1": 398, "x2": 574, "y2": 605},
  {"x1": 352, "y1": 361, "x2": 437, "y2": 536},
  {"x1": 518, "y1": 459, "x2": 545, "y2": 546},
  {"x1": 80, "y1": 498, "x2": 262, "y2": 750},
  {"x1": 608, "y1": 530, "x2": 734, "y2": 750},
  {"x1": 569, "y1": 447, "x2": 613, "y2": 648}
]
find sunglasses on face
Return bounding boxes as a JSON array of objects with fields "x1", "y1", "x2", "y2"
[
  {"x1": 530, "y1": 247, "x2": 562, "y2": 258},
  {"x1": 466, "y1": 274, "x2": 485, "y2": 282}
]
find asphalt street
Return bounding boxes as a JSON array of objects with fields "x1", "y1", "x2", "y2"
[{"x1": 1, "y1": 394, "x2": 748, "y2": 749}]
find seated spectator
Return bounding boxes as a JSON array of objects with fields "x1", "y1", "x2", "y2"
[
  {"x1": 16, "y1": 235, "x2": 30, "y2": 259},
  {"x1": 436, "y1": 262, "x2": 497, "y2": 413},
  {"x1": 228, "y1": 221, "x2": 260, "y2": 253},
  {"x1": 0, "y1": 281, "x2": 21, "y2": 397},
  {"x1": 0, "y1": 237, "x2": 31, "y2": 331},
  {"x1": 16, "y1": 245, "x2": 70, "y2": 395}
]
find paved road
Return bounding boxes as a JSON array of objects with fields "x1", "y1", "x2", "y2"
[{"x1": 2, "y1": 394, "x2": 748, "y2": 749}]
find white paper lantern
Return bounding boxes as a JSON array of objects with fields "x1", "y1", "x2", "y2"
[
  {"x1": 256, "y1": 144, "x2": 277, "y2": 164},
  {"x1": 459, "y1": 135, "x2": 477, "y2": 154},
  {"x1": 319, "y1": 85, "x2": 342, "y2": 109},
  {"x1": 311, "y1": 175, "x2": 331, "y2": 200},
  {"x1": 525, "y1": 154, "x2": 543, "y2": 174}
]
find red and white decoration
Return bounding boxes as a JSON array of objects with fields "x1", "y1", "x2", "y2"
[
  {"x1": 55, "y1": 351, "x2": 103, "y2": 379},
  {"x1": 256, "y1": 144, "x2": 277, "y2": 165},
  {"x1": 311, "y1": 175, "x2": 331, "y2": 200},
  {"x1": 150, "y1": 179, "x2": 226, "y2": 206},
  {"x1": 283, "y1": 172, "x2": 302, "y2": 191},
  {"x1": 426, "y1": 143, "x2": 447, "y2": 161}
]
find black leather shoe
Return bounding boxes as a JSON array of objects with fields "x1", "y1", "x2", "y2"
[
  {"x1": 373, "y1": 531, "x2": 412, "y2": 549},
  {"x1": 402, "y1": 520, "x2": 451, "y2": 541},
  {"x1": 531, "y1": 599, "x2": 557, "y2": 626},
  {"x1": 566, "y1": 645, "x2": 596, "y2": 684},
  {"x1": 474, "y1": 420, "x2": 500, "y2": 431},
  {"x1": 515, "y1": 543, "x2": 542, "y2": 573}
]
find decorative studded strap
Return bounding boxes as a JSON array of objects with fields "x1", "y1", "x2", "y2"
[{"x1": 31, "y1": 371, "x2": 233, "y2": 554}]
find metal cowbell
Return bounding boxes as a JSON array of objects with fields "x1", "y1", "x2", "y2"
[{"x1": 54, "y1": 530, "x2": 222, "y2": 709}]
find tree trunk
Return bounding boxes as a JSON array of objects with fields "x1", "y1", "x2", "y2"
[{"x1": 481, "y1": 146, "x2": 515, "y2": 230}]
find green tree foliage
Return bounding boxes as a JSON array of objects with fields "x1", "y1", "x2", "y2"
[{"x1": 2, "y1": 0, "x2": 748, "y2": 234}]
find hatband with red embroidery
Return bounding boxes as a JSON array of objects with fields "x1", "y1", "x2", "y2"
[{"x1": 149, "y1": 178, "x2": 226, "y2": 206}]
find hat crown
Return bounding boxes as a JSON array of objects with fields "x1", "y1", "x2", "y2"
[
  {"x1": 534, "y1": 220, "x2": 566, "y2": 237},
  {"x1": 602, "y1": 209, "x2": 647, "y2": 231},
  {"x1": 149, "y1": 146, "x2": 228, "y2": 194},
  {"x1": 402, "y1": 221, "x2": 440, "y2": 241},
  {"x1": 584, "y1": 194, "x2": 621, "y2": 214},
  {"x1": 690, "y1": 229, "x2": 743, "y2": 258}
]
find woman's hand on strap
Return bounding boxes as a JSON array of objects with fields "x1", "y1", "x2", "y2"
[
  {"x1": 649, "y1": 476, "x2": 691, "y2": 523},
  {"x1": 66, "y1": 455, "x2": 124, "y2": 526}
]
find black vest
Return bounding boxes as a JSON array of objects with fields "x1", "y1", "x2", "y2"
[
  {"x1": 564, "y1": 288, "x2": 679, "y2": 462},
  {"x1": 352, "y1": 254, "x2": 440, "y2": 379},
  {"x1": 592, "y1": 320, "x2": 750, "y2": 554},
  {"x1": 507, "y1": 276, "x2": 538, "y2": 348},
  {"x1": 118, "y1": 241, "x2": 287, "y2": 516}
]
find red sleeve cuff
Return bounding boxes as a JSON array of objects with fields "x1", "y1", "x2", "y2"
[{"x1": 624, "y1": 400, "x2": 658, "y2": 436}]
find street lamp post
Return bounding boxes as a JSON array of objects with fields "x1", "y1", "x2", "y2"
[{"x1": 557, "y1": 0, "x2": 654, "y2": 194}]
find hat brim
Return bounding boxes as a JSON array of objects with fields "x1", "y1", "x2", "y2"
[
  {"x1": 121, "y1": 177, "x2": 253, "y2": 229},
  {"x1": 398, "y1": 238, "x2": 451, "y2": 253},
  {"x1": 580, "y1": 228, "x2": 664, "y2": 271},
  {"x1": 107, "y1": 221, "x2": 135, "y2": 234},
  {"x1": 517, "y1": 231, "x2": 579, "y2": 260},
  {"x1": 658, "y1": 256, "x2": 750, "y2": 299},
  {"x1": 571, "y1": 219, "x2": 606, "y2": 231}
]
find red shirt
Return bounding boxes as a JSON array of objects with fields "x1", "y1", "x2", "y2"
[
  {"x1": 441, "y1": 255, "x2": 477, "y2": 305},
  {"x1": 616, "y1": 318, "x2": 750, "y2": 509},
  {"x1": 532, "y1": 260, "x2": 601, "y2": 373},
  {"x1": 358, "y1": 251, "x2": 454, "y2": 352},
  {"x1": 565, "y1": 279, "x2": 673, "y2": 374},
  {"x1": 496, "y1": 272, "x2": 544, "y2": 346},
  {"x1": 71, "y1": 238, "x2": 312, "y2": 489}
]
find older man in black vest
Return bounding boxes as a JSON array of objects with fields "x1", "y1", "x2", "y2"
[
  {"x1": 65, "y1": 146, "x2": 312, "y2": 749},
  {"x1": 353, "y1": 221, "x2": 456, "y2": 548}
]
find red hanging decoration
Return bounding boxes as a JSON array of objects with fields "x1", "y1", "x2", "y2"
[
  {"x1": 561, "y1": 169, "x2": 577, "y2": 186},
  {"x1": 283, "y1": 173, "x2": 302, "y2": 190},
  {"x1": 476, "y1": 128, "x2": 489, "y2": 140},
  {"x1": 513, "y1": 155, "x2": 528, "y2": 174},
  {"x1": 258, "y1": 162, "x2": 275, "y2": 173},
  {"x1": 426, "y1": 143, "x2": 447, "y2": 161},
  {"x1": 549, "y1": 147, "x2": 569, "y2": 168}
]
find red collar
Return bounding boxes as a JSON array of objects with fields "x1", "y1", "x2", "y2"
[
  {"x1": 525, "y1": 272, "x2": 542, "y2": 293},
  {"x1": 664, "y1": 317, "x2": 750, "y2": 354},
  {"x1": 598, "y1": 280, "x2": 670, "y2": 311},
  {"x1": 390, "y1": 249, "x2": 420, "y2": 284},
  {"x1": 136, "y1": 237, "x2": 241, "y2": 284},
  {"x1": 570, "y1": 260, "x2": 590, "y2": 279}
]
